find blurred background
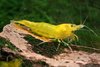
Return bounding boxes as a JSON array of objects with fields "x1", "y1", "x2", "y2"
[{"x1": 0, "y1": 0, "x2": 100, "y2": 50}]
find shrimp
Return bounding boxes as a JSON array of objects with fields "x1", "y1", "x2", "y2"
[
  {"x1": 14, "y1": 20, "x2": 85, "y2": 51},
  {"x1": 15, "y1": 20, "x2": 84, "y2": 39}
]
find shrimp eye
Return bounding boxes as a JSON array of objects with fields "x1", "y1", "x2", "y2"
[{"x1": 71, "y1": 24, "x2": 75, "y2": 27}]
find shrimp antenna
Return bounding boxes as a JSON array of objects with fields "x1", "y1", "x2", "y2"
[
  {"x1": 82, "y1": 16, "x2": 97, "y2": 36},
  {"x1": 84, "y1": 25, "x2": 98, "y2": 36},
  {"x1": 82, "y1": 16, "x2": 88, "y2": 25}
]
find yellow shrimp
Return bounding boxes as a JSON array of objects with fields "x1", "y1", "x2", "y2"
[
  {"x1": 14, "y1": 20, "x2": 84, "y2": 51},
  {"x1": 15, "y1": 20, "x2": 84, "y2": 39}
]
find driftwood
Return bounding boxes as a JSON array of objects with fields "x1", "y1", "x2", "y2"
[{"x1": 0, "y1": 22, "x2": 100, "y2": 67}]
